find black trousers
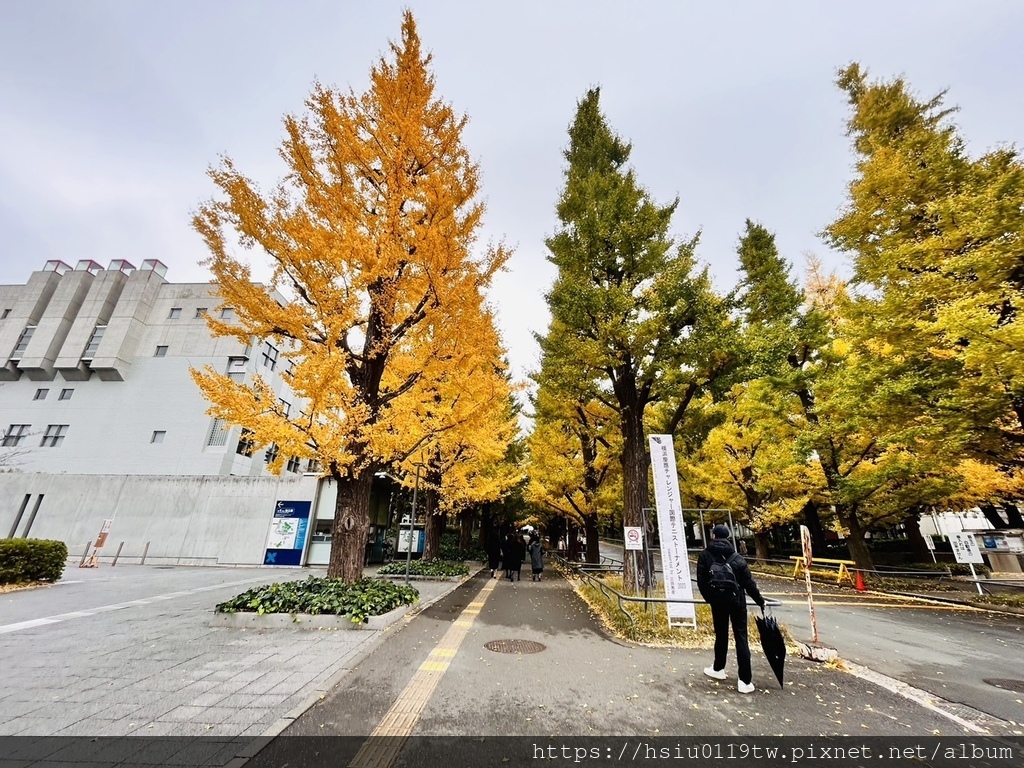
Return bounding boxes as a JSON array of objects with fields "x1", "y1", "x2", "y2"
[{"x1": 710, "y1": 600, "x2": 752, "y2": 684}]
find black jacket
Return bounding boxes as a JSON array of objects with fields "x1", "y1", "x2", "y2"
[{"x1": 696, "y1": 538, "x2": 764, "y2": 608}]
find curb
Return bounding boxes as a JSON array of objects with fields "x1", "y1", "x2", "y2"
[
  {"x1": 209, "y1": 603, "x2": 412, "y2": 630},
  {"x1": 893, "y1": 591, "x2": 1024, "y2": 617}
]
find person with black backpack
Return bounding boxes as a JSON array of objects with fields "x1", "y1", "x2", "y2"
[{"x1": 696, "y1": 524, "x2": 766, "y2": 694}]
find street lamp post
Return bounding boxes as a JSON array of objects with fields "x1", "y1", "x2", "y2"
[{"x1": 405, "y1": 463, "x2": 422, "y2": 586}]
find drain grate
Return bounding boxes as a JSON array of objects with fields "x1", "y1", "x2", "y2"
[
  {"x1": 485, "y1": 639, "x2": 547, "y2": 655},
  {"x1": 984, "y1": 678, "x2": 1024, "y2": 694}
]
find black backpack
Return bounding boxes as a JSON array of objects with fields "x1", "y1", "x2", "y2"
[{"x1": 706, "y1": 552, "x2": 741, "y2": 603}]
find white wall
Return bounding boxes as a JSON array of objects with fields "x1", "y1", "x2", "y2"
[{"x1": 0, "y1": 472, "x2": 318, "y2": 565}]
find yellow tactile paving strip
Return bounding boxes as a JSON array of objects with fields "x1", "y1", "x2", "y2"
[{"x1": 348, "y1": 580, "x2": 498, "y2": 768}]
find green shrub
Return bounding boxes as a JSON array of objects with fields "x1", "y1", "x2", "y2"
[
  {"x1": 377, "y1": 559, "x2": 469, "y2": 578},
  {"x1": 0, "y1": 539, "x2": 68, "y2": 584},
  {"x1": 437, "y1": 531, "x2": 487, "y2": 563},
  {"x1": 215, "y1": 577, "x2": 419, "y2": 624}
]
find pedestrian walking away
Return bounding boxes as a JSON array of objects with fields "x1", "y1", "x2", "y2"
[
  {"x1": 528, "y1": 534, "x2": 544, "y2": 580},
  {"x1": 696, "y1": 524, "x2": 765, "y2": 694},
  {"x1": 487, "y1": 532, "x2": 502, "y2": 578},
  {"x1": 509, "y1": 533, "x2": 526, "y2": 581}
]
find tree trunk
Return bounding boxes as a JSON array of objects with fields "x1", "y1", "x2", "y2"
[
  {"x1": 423, "y1": 487, "x2": 443, "y2": 560},
  {"x1": 1004, "y1": 504, "x2": 1024, "y2": 529},
  {"x1": 754, "y1": 531, "x2": 771, "y2": 561},
  {"x1": 840, "y1": 508, "x2": 875, "y2": 571},
  {"x1": 547, "y1": 515, "x2": 566, "y2": 553},
  {"x1": 619, "y1": 399, "x2": 649, "y2": 591},
  {"x1": 478, "y1": 503, "x2": 492, "y2": 551},
  {"x1": 328, "y1": 470, "x2": 375, "y2": 582},
  {"x1": 459, "y1": 509, "x2": 474, "y2": 552},
  {"x1": 979, "y1": 503, "x2": 1008, "y2": 530},
  {"x1": 802, "y1": 500, "x2": 828, "y2": 553},
  {"x1": 583, "y1": 512, "x2": 600, "y2": 565},
  {"x1": 567, "y1": 523, "x2": 581, "y2": 561}
]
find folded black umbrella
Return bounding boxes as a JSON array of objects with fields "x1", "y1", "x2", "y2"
[{"x1": 755, "y1": 607, "x2": 786, "y2": 689}]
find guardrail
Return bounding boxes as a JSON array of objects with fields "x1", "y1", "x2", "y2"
[{"x1": 555, "y1": 554, "x2": 781, "y2": 630}]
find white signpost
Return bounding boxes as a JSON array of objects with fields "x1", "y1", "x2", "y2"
[
  {"x1": 648, "y1": 435, "x2": 696, "y2": 628},
  {"x1": 949, "y1": 532, "x2": 985, "y2": 595},
  {"x1": 623, "y1": 527, "x2": 643, "y2": 551},
  {"x1": 623, "y1": 526, "x2": 645, "y2": 595}
]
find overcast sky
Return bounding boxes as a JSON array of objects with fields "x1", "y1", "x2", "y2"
[{"x1": 2, "y1": 1, "x2": 1022, "y2": 382}]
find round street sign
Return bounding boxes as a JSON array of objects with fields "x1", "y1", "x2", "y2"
[{"x1": 624, "y1": 526, "x2": 644, "y2": 551}]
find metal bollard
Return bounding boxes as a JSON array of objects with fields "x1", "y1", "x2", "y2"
[
  {"x1": 79, "y1": 541, "x2": 92, "y2": 567},
  {"x1": 112, "y1": 541, "x2": 124, "y2": 567},
  {"x1": 141, "y1": 541, "x2": 150, "y2": 565}
]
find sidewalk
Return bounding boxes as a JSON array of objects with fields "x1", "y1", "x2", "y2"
[
  {"x1": 0, "y1": 565, "x2": 470, "y2": 740},
  {"x1": 271, "y1": 569, "x2": 1004, "y2": 741}
]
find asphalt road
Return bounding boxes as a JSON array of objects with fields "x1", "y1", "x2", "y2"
[{"x1": 600, "y1": 541, "x2": 1024, "y2": 727}]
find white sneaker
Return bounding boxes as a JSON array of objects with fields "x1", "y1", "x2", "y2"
[
  {"x1": 703, "y1": 666, "x2": 727, "y2": 680},
  {"x1": 737, "y1": 680, "x2": 755, "y2": 694}
]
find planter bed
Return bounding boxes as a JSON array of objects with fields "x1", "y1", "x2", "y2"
[{"x1": 210, "y1": 601, "x2": 412, "y2": 630}]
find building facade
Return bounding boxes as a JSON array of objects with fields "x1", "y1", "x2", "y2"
[{"x1": 0, "y1": 260, "x2": 394, "y2": 566}]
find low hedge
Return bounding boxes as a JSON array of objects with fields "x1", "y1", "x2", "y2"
[
  {"x1": 215, "y1": 577, "x2": 419, "y2": 624},
  {"x1": 0, "y1": 538, "x2": 68, "y2": 584},
  {"x1": 377, "y1": 559, "x2": 469, "y2": 578}
]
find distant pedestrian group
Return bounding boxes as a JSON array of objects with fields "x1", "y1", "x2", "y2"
[{"x1": 490, "y1": 531, "x2": 544, "y2": 582}]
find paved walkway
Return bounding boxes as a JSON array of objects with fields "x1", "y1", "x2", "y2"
[{"x1": 0, "y1": 564, "x2": 463, "y2": 739}]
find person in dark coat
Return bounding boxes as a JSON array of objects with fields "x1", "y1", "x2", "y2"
[
  {"x1": 528, "y1": 534, "x2": 544, "y2": 581},
  {"x1": 696, "y1": 524, "x2": 765, "y2": 694},
  {"x1": 508, "y1": 533, "x2": 526, "y2": 581},
  {"x1": 500, "y1": 534, "x2": 514, "y2": 580},
  {"x1": 487, "y1": 533, "x2": 502, "y2": 578}
]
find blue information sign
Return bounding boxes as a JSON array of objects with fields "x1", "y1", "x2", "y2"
[{"x1": 263, "y1": 500, "x2": 311, "y2": 566}]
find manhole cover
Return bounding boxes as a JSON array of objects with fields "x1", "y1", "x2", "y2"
[
  {"x1": 984, "y1": 678, "x2": 1024, "y2": 694},
  {"x1": 484, "y1": 639, "x2": 547, "y2": 654}
]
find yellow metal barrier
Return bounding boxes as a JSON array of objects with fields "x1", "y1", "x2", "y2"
[{"x1": 790, "y1": 555, "x2": 855, "y2": 586}]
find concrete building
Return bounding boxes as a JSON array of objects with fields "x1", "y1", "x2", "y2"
[{"x1": 0, "y1": 260, "x2": 394, "y2": 567}]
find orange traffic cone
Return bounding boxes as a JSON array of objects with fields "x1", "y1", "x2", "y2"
[{"x1": 854, "y1": 570, "x2": 866, "y2": 592}]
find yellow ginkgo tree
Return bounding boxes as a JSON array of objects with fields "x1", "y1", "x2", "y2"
[{"x1": 190, "y1": 12, "x2": 508, "y2": 582}]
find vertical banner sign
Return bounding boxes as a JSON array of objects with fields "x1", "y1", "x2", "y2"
[
  {"x1": 648, "y1": 435, "x2": 696, "y2": 627},
  {"x1": 264, "y1": 500, "x2": 311, "y2": 566}
]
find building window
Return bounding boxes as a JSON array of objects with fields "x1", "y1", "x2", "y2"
[
  {"x1": 278, "y1": 399, "x2": 291, "y2": 418},
  {"x1": 285, "y1": 359, "x2": 296, "y2": 378},
  {"x1": 220, "y1": 307, "x2": 235, "y2": 320},
  {"x1": 12, "y1": 326, "x2": 35, "y2": 358},
  {"x1": 2, "y1": 424, "x2": 30, "y2": 447},
  {"x1": 207, "y1": 417, "x2": 229, "y2": 447},
  {"x1": 34, "y1": 388, "x2": 48, "y2": 401},
  {"x1": 195, "y1": 307, "x2": 208, "y2": 318},
  {"x1": 264, "y1": 443, "x2": 280, "y2": 464},
  {"x1": 286, "y1": 455, "x2": 302, "y2": 473},
  {"x1": 261, "y1": 342, "x2": 278, "y2": 371},
  {"x1": 305, "y1": 458, "x2": 321, "y2": 473},
  {"x1": 168, "y1": 308, "x2": 182, "y2": 319},
  {"x1": 1, "y1": 309, "x2": 10, "y2": 319},
  {"x1": 236, "y1": 428, "x2": 256, "y2": 456},
  {"x1": 40, "y1": 424, "x2": 68, "y2": 447},
  {"x1": 82, "y1": 325, "x2": 106, "y2": 359},
  {"x1": 59, "y1": 389, "x2": 74, "y2": 401},
  {"x1": 155, "y1": 345, "x2": 168, "y2": 357},
  {"x1": 151, "y1": 430, "x2": 166, "y2": 444},
  {"x1": 226, "y1": 356, "x2": 247, "y2": 382}
]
